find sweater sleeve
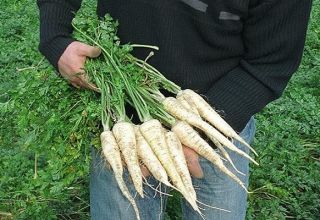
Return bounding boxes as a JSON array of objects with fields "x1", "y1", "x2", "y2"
[
  {"x1": 205, "y1": 0, "x2": 312, "y2": 132},
  {"x1": 37, "y1": 0, "x2": 82, "y2": 70}
]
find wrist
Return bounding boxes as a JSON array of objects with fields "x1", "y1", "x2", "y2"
[{"x1": 39, "y1": 37, "x2": 75, "y2": 71}]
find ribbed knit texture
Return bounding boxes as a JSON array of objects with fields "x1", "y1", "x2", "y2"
[
  {"x1": 37, "y1": 0, "x2": 82, "y2": 70},
  {"x1": 37, "y1": 0, "x2": 311, "y2": 131}
]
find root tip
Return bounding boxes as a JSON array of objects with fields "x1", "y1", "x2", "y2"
[
  {"x1": 252, "y1": 161, "x2": 260, "y2": 166},
  {"x1": 241, "y1": 184, "x2": 249, "y2": 193}
]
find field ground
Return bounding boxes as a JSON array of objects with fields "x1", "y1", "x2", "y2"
[{"x1": 0, "y1": 0, "x2": 319, "y2": 219}]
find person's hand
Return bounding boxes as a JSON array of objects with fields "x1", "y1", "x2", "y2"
[
  {"x1": 140, "y1": 164, "x2": 151, "y2": 178},
  {"x1": 183, "y1": 146, "x2": 204, "y2": 178},
  {"x1": 140, "y1": 145, "x2": 204, "y2": 179},
  {"x1": 58, "y1": 41, "x2": 101, "y2": 92}
]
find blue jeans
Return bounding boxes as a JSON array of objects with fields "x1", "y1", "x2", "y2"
[{"x1": 90, "y1": 117, "x2": 256, "y2": 220}]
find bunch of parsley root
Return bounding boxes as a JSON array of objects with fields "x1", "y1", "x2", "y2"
[{"x1": 72, "y1": 10, "x2": 258, "y2": 220}]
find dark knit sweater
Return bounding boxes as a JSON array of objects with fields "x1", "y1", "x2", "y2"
[{"x1": 37, "y1": 0, "x2": 311, "y2": 131}]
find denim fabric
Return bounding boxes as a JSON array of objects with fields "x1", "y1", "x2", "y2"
[{"x1": 90, "y1": 117, "x2": 256, "y2": 220}]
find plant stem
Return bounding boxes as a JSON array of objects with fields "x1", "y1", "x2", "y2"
[
  {"x1": 131, "y1": 44, "x2": 159, "y2": 50},
  {"x1": 33, "y1": 153, "x2": 38, "y2": 179}
]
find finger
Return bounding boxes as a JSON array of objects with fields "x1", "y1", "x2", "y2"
[
  {"x1": 86, "y1": 82, "x2": 101, "y2": 93},
  {"x1": 140, "y1": 165, "x2": 151, "y2": 178},
  {"x1": 60, "y1": 68, "x2": 85, "y2": 81},
  {"x1": 183, "y1": 147, "x2": 204, "y2": 179},
  {"x1": 70, "y1": 82, "x2": 81, "y2": 89},
  {"x1": 186, "y1": 157, "x2": 204, "y2": 179},
  {"x1": 76, "y1": 73, "x2": 100, "y2": 92},
  {"x1": 70, "y1": 76, "x2": 90, "y2": 90},
  {"x1": 60, "y1": 70, "x2": 76, "y2": 82},
  {"x1": 62, "y1": 72, "x2": 82, "y2": 88},
  {"x1": 79, "y1": 43, "x2": 101, "y2": 58},
  {"x1": 70, "y1": 78, "x2": 82, "y2": 89}
]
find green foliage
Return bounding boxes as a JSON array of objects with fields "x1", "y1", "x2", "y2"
[
  {"x1": 0, "y1": 0, "x2": 319, "y2": 220},
  {"x1": 246, "y1": 1, "x2": 320, "y2": 219},
  {"x1": 72, "y1": 6, "x2": 180, "y2": 125},
  {"x1": 0, "y1": 1, "x2": 100, "y2": 219}
]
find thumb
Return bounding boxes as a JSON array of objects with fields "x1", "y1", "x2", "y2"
[
  {"x1": 187, "y1": 158, "x2": 204, "y2": 179},
  {"x1": 140, "y1": 165, "x2": 151, "y2": 178},
  {"x1": 79, "y1": 43, "x2": 101, "y2": 58},
  {"x1": 183, "y1": 147, "x2": 204, "y2": 179}
]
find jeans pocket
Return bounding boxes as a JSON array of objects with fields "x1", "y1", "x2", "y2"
[{"x1": 239, "y1": 117, "x2": 256, "y2": 145}]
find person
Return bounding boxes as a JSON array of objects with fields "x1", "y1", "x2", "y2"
[{"x1": 37, "y1": 0, "x2": 312, "y2": 219}]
